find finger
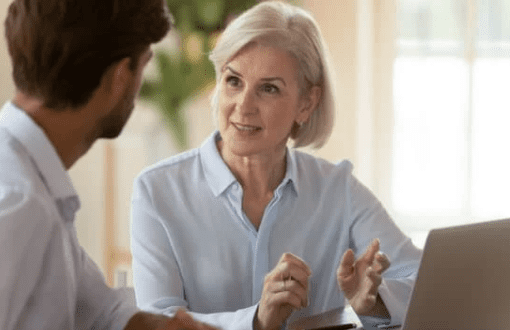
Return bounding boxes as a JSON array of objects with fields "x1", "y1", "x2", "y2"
[
  {"x1": 337, "y1": 249, "x2": 355, "y2": 278},
  {"x1": 277, "y1": 263, "x2": 310, "y2": 284},
  {"x1": 365, "y1": 267, "x2": 383, "y2": 295},
  {"x1": 263, "y1": 270, "x2": 307, "y2": 304},
  {"x1": 279, "y1": 253, "x2": 312, "y2": 277},
  {"x1": 266, "y1": 277, "x2": 308, "y2": 306},
  {"x1": 284, "y1": 278, "x2": 309, "y2": 307},
  {"x1": 273, "y1": 260, "x2": 311, "y2": 290},
  {"x1": 269, "y1": 288, "x2": 304, "y2": 310},
  {"x1": 374, "y1": 251, "x2": 391, "y2": 273},
  {"x1": 286, "y1": 267, "x2": 311, "y2": 291},
  {"x1": 361, "y1": 238, "x2": 380, "y2": 264},
  {"x1": 267, "y1": 276, "x2": 305, "y2": 294}
]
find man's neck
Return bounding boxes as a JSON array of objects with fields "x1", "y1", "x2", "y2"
[{"x1": 13, "y1": 92, "x2": 97, "y2": 170}]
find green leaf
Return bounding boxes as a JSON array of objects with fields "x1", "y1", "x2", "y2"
[
  {"x1": 195, "y1": 0, "x2": 224, "y2": 27},
  {"x1": 139, "y1": 0, "x2": 262, "y2": 151}
]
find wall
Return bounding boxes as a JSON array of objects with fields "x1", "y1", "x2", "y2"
[
  {"x1": 304, "y1": 0, "x2": 396, "y2": 206},
  {"x1": 304, "y1": 1, "x2": 358, "y2": 164},
  {"x1": 0, "y1": 0, "x2": 15, "y2": 102}
]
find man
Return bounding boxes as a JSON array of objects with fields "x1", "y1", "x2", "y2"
[{"x1": 0, "y1": 0, "x2": 216, "y2": 329}]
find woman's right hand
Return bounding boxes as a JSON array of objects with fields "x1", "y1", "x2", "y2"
[{"x1": 255, "y1": 253, "x2": 312, "y2": 330}]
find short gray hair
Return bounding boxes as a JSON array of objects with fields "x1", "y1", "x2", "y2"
[{"x1": 209, "y1": 1, "x2": 336, "y2": 149}]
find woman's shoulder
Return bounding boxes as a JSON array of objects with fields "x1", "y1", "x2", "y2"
[
  {"x1": 136, "y1": 147, "x2": 201, "y2": 182},
  {"x1": 292, "y1": 149, "x2": 354, "y2": 177},
  {"x1": 137, "y1": 131, "x2": 222, "y2": 183}
]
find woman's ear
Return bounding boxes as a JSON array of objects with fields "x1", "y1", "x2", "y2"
[{"x1": 298, "y1": 85, "x2": 322, "y2": 124}]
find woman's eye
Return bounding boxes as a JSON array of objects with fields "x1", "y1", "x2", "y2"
[
  {"x1": 261, "y1": 84, "x2": 279, "y2": 94},
  {"x1": 226, "y1": 76, "x2": 241, "y2": 87}
]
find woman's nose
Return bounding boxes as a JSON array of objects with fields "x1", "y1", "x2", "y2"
[{"x1": 236, "y1": 89, "x2": 257, "y2": 115}]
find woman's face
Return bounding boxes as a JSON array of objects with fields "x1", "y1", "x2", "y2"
[{"x1": 217, "y1": 43, "x2": 312, "y2": 158}]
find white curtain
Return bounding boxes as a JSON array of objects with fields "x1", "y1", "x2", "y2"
[{"x1": 391, "y1": 0, "x2": 510, "y2": 246}]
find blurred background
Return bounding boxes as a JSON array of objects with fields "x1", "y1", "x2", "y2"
[{"x1": 0, "y1": 0, "x2": 508, "y2": 287}]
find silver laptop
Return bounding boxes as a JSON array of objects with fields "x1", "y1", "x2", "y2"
[{"x1": 400, "y1": 218, "x2": 510, "y2": 330}]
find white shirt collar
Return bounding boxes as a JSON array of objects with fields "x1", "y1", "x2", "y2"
[{"x1": 0, "y1": 101, "x2": 78, "y2": 202}]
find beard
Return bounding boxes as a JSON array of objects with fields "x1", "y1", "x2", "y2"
[{"x1": 98, "y1": 86, "x2": 136, "y2": 139}]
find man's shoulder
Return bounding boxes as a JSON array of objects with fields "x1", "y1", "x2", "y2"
[
  {"x1": 0, "y1": 127, "x2": 35, "y2": 183},
  {"x1": 0, "y1": 127, "x2": 54, "y2": 225}
]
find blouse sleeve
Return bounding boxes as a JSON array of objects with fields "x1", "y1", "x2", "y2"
[
  {"x1": 130, "y1": 177, "x2": 258, "y2": 330},
  {"x1": 347, "y1": 173, "x2": 422, "y2": 325}
]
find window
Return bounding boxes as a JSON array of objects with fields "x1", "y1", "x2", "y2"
[{"x1": 392, "y1": 0, "x2": 510, "y2": 247}]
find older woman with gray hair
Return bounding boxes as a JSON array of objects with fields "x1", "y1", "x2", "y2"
[{"x1": 131, "y1": 1, "x2": 421, "y2": 330}]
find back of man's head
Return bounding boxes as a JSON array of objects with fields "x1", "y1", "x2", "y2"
[{"x1": 4, "y1": 0, "x2": 172, "y2": 110}]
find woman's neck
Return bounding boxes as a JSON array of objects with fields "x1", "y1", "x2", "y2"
[{"x1": 217, "y1": 140, "x2": 287, "y2": 197}]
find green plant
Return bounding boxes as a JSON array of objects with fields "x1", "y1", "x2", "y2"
[{"x1": 139, "y1": 0, "x2": 259, "y2": 151}]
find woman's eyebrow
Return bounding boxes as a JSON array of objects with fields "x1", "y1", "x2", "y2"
[
  {"x1": 261, "y1": 77, "x2": 286, "y2": 87},
  {"x1": 224, "y1": 65, "x2": 286, "y2": 86},
  {"x1": 224, "y1": 66, "x2": 242, "y2": 76}
]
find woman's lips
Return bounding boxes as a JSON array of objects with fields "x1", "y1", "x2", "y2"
[{"x1": 233, "y1": 123, "x2": 262, "y2": 132}]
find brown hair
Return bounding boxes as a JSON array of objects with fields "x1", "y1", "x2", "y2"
[{"x1": 4, "y1": 0, "x2": 172, "y2": 109}]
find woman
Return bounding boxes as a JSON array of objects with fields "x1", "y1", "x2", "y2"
[{"x1": 131, "y1": 2, "x2": 421, "y2": 330}]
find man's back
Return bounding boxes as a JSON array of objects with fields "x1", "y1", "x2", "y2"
[{"x1": 0, "y1": 103, "x2": 138, "y2": 330}]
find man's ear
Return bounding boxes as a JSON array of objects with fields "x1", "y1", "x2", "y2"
[
  {"x1": 101, "y1": 57, "x2": 132, "y2": 106},
  {"x1": 298, "y1": 85, "x2": 322, "y2": 124}
]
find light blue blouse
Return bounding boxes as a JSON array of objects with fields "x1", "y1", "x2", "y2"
[{"x1": 131, "y1": 131, "x2": 422, "y2": 329}]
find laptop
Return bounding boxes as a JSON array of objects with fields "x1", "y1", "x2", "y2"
[{"x1": 399, "y1": 218, "x2": 510, "y2": 330}]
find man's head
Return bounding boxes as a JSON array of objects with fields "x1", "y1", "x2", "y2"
[{"x1": 4, "y1": 0, "x2": 172, "y2": 110}]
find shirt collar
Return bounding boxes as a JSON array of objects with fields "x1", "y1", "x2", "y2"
[
  {"x1": 286, "y1": 148, "x2": 300, "y2": 195},
  {"x1": 199, "y1": 131, "x2": 237, "y2": 197},
  {"x1": 0, "y1": 102, "x2": 78, "y2": 202},
  {"x1": 199, "y1": 131, "x2": 299, "y2": 197}
]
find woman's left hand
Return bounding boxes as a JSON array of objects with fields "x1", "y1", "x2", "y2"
[
  {"x1": 256, "y1": 253, "x2": 312, "y2": 330},
  {"x1": 336, "y1": 239, "x2": 391, "y2": 316}
]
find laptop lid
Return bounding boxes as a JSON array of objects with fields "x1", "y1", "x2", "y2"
[{"x1": 402, "y1": 218, "x2": 510, "y2": 330}]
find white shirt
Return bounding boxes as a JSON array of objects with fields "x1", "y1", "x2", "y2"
[
  {"x1": 131, "y1": 131, "x2": 422, "y2": 329},
  {"x1": 0, "y1": 102, "x2": 138, "y2": 330}
]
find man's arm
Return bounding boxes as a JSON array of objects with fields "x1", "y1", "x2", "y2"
[
  {"x1": 125, "y1": 310, "x2": 218, "y2": 330},
  {"x1": 0, "y1": 190, "x2": 61, "y2": 330}
]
